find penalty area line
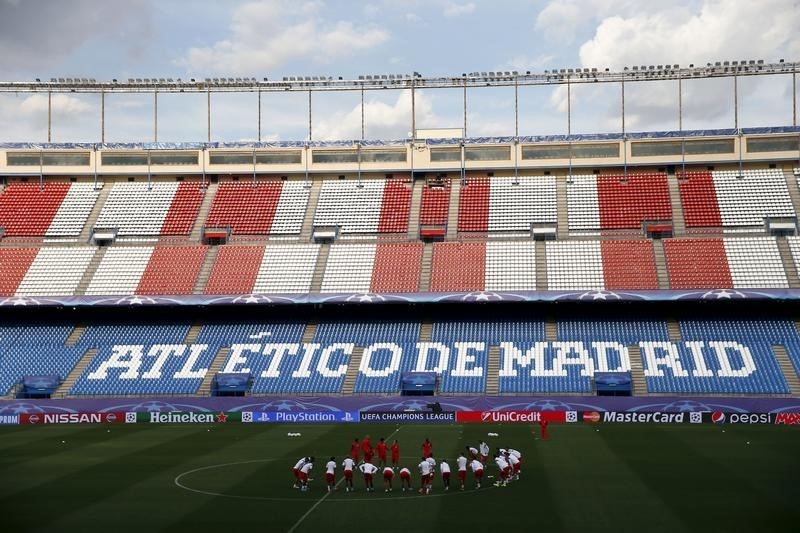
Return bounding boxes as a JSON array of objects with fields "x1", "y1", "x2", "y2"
[{"x1": 286, "y1": 425, "x2": 402, "y2": 533}]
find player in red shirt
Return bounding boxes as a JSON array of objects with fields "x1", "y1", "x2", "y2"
[
  {"x1": 539, "y1": 418, "x2": 549, "y2": 440},
  {"x1": 350, "y1": 438, "x2": 360, "y2": 462},
  {"x1": 361, "y1": 435, "x2": 372, "y2": 462},
  {"x1": 375, "y1": 437, "x2": 388, "y2": 467},
  {"x1": 390, "y1": 439, "x2": 400, "y2": 467},
  {"x1": 421, "y1": 437, "x2": 433, "y2": 459}
]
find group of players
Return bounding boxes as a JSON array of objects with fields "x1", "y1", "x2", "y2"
[{"x1": 291, "y1": 436, "x2": 523, "y2": 494}]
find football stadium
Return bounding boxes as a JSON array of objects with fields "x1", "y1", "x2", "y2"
[{"x1": 1, "y1": 7, "x2": 800, "y2": 530}]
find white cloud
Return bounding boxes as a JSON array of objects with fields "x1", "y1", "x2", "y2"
[
  {"x1": 177, "y1": 0, "x2": 390, "y2": 75},
  {"x1": 313, "y1": 91, "x2": 438, "y2": 141},
  {"x1": 535, "y1": 0, "x2": 583, "y2": 44},
  {"x1": 538, "y1": 0, "x2": 800, "y2": 131},
  {"x1": 578, "y1": 0, "x2": 800, "y2": 70},
  {"x1": 19, "y1": 94, "x2": 93, "y2": 116},
  {"x1": 443, "y1": 1, "x2": 476, "y2": 18}
]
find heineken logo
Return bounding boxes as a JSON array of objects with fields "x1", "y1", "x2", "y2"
[{"x1": 148, "y1": 412, "x2": 216, "y2": 423}]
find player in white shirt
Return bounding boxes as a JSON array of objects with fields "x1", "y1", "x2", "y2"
[
  {"x1": 418, "y1": 457, "x2": 432, "y2": 494},
  {"x1": 506, "y1": 451, "x2": 521, "y2": 480},
  {"x1": 341, "y1": 456, "x2": 355, "y2": 492},
  {"x1": 470, "y1": 458, "x2": 484, "y2": 488},
  {"x1": 439, "y1": 460, "x2": 451, "y2": 491},
  {"x1": 507, "y1": 448, "x2": 522, "y2": 476},
  {"x1": 494, "y1": 454, "x2": 510, "y2": 487},
  {"x1": 292, "y1": 456, "x2": 308, "y2": 489},
  {"x1": 466, "y1": 445, "x2": 479, "y2": 461},
  {"x1": 399, "y1": 466, "x2": 412, "y2": 491},
  {"x1": 299, "y1": 459, "x2": 314, "y2": 491},
  {"x1": 359, "y1": 461, "x2": 379, "y2": 491},
  {"x1": 456, "y1": 453, "x2": 468, "y2": 490},
  {"x1": 479, "y1": 441, "x2": 490, "y2": 463},
  {"x1": 325, "y1": 457, "x2": 337, "y2": 492},
  {"x1": 382, "y1": 466, "x2": 395, "y2": 492}
]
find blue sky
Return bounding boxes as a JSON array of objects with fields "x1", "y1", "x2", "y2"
[{"x1": 0, "y1": 0, "x2": 798, "y2": 142}]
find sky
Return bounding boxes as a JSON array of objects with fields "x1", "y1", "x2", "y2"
[{"x1": 0, "y1": 0, "x2": 798, "y2": 143}]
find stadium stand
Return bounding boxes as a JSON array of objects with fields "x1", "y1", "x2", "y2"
[
  {"x1": 94, "y1": 182, "x2": 203, "y2": 236},
  {"x1": 0, "y1": 182, "x2": 100, "y2": 237},
  {"x1": 458, "y1": 176, "x2": 557, "y2": 234},
  {"x1": 650, "y1": 320, "x2": 792, "y2": 394},
  {"x1": 204, "y1": 244, "x2": 320, "y2": 294},
  {"x1": 664, "y1": 237, "x2": 787, "y2": 289},
  {"x1": 0, "y1": 324, "x2": 82, "y2": 395},
  {"x1": 0, "y1": 313, "x2": 797, "y2": 397},
  {"x1": 204, "y1": 181, "x2": 309, "y2": 235},
  {"x1": 84, "y1": 245, "x2": 208, "y2": 295},
  {"x1": 313, "y1": 178, "x2": 411, "y2": 234},
  {"x1": 321, "y1": 242, "x2": 423, "y2": 293},
  {"x1": 14, "y1": 247, "x2": 95, "y2": 296},
  {"x1": 567, "y1": 173, "x2": 671, "y2": 232},
  {"x1": 419, "y1": 177, "x2": 451, "y2": 227},
  {"x1": 678, "y1": 169, "x2": 794, "y2": 230}
]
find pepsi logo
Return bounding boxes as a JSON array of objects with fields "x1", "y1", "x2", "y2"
[
  {"x1": 583, "y1": 411, "x2": 600, "y2": 423},
  {"x1": 711, "y1": 411, "x2": 726, "y2": 423}
]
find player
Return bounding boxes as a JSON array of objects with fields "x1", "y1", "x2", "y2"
[
  {"x1": 479, "y1": 441, "x2": 490, "y2": 463},
  {"x1": 299, "y1": 457, "x2": 314, "y2": 491},
  {"x1": 376, "y1": 437, "x2": 388, "y2": 467},
  {"x1": 325, "y1": 456, "x2": 337, "y2": 492},
  {"x1": 470, "y1": 457, "x2": 484, "y2": 489},
  {"x1": 425, "y1": 455, "x2": 436, "y2": 489},
  {"x1": 390, "y1": 439, "x2": 400, "y2": 467},
  {"x1": 456, "y1": 452, "x2": 468, "y2": 490},
  {"x1": 359, "y1": 461, "x2": 378, "y2": 491},
  {"x1": 439, "y1": 459, "x2": 451, "y2": 491},
  {"x1": 362, "y1": 435, "x2": 374, "y2": 464},
  {"x1": 507, "y1": 448, "x2": 522, "y2": 479},
  {"x1": 399, "y1": 466, "x2": 412, "y2": 491},
  {"x1": 361, "y1": 435, "x2": 372, "y2": 459},
  {"x1": 342, "y1": 456, "x2": 355, "y2": 492},
  {"x1": 421, "y1": 438, "x2": 433, "y2": 458},
  {"x1": 505, "y1": 451, "x2": 520, "y2": 481},
  {"x1": 493, "y1": 453, "x2": 511, "y2": 487},
  {"x1": 382, "y1": 465, "x2": 395, "y2": 492},
  {"x1": 292, "y1": 456, "x2": 308, "y2": 489},
  {"x1": 539, "y1": 418, "x2": 549, "y2": 440},
  {"x1": 466, "y1": 445, "x2": 479, "y2": 461},
  {"x1": 418, "y1": 457, "x2": 432, "y2": 494},
  {"x1": 350, "y1": 438, "x2": 360, "y2": 462}
]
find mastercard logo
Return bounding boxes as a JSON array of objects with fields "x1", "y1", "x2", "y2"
[{"x1": 583, "y1": 411, "x2": 600, "y2": 423}]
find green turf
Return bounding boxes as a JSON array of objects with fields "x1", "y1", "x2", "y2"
[{"x1": 0, "y1": 422, "x2": 797, "y2": 532}]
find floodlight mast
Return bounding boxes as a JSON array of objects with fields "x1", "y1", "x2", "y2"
[{"x1": 4, "y1": 60, "x2": 797, "y2": 145}]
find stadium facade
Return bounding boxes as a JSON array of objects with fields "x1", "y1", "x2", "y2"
[{"x1": 1, "y1": 62, "x2": 800, "y2": 415}]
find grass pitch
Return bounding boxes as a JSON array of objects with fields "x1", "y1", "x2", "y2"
[{"x1": 0, "y1": 421, "x2": 797, "y2": 532}]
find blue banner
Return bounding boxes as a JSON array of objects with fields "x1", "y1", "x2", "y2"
[{"x1": 242, "y1": 411, "x2": 360, "y2": 423}]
